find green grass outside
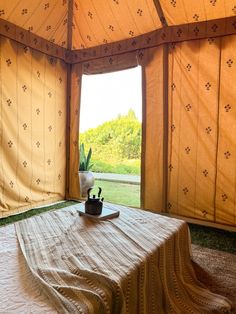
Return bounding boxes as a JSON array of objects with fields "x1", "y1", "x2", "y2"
[
  {"x1": 93, "y1": 180, "x2": 140, "y2": 208},
  {"x1": 92, "y1": 158, "x2": 140, "y2": 175}
]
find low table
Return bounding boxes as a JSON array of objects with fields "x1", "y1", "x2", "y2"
[{"x1": 9, "y1": 203, "x2": 232, "y2": 313}]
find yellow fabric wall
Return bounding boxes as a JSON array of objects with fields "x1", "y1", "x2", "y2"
[
  {"x1": 0, "y1": 37, "x2": 67, "y2": 218},
  {"x1": 1, "y1": 29, "x2": 234, "y2": 227},
  {"x1": 141, "y1": 46, "x2": 164, "y2": 211},
  {"x1": 168, "y1": 35, "x2": 236, "y2": 225},
  {"x1": 216, "y1": 35, "x2": 236, "y2": 225}
]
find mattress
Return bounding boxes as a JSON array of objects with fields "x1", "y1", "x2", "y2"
[{"x1": 0, "y1": 224, "x2": 56, "y2": 313}]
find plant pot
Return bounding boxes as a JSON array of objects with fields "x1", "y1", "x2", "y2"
[{"x1": 78, "y1": 171, "x2": 95, "y2": 198}]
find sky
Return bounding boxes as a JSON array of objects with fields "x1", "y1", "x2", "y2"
[{"x1": 80, "y1": 66, "x2": 142, "y2": 133}]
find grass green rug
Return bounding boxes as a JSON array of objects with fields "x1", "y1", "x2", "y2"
[
  {"x1": 189, "y1": 223, "x2": 236, "y2": 255},
  {"x1": 0, "y1": 201, "x2": 77, "y2": 227}
]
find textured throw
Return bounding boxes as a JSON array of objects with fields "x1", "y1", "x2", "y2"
[{"x1": 16, "y1": 203, "x2": 232, "y2": 314}]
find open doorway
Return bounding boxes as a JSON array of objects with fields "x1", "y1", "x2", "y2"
[{"x1": 79, "y1": 66, "x2": 142, "y2": 207}]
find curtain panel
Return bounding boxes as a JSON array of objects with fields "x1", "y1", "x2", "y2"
[
  {"x1": 0, "y1": 37, "x2": 67, "y2": 218},
  {"x1": 168, "y1": 35, "x2": 236, "y2": 226},
  {"x1": 216, "y1": 35, "x2": 236, "y2": 225}
]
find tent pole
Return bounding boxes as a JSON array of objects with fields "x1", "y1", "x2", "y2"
[
  {"x1": 66, "y1": 64, "x2": 72, "y2": 199},
  {"x1": 163, "y1": 43, "x2": 169, "y2": 212},
  {"x1": 65, "y1": 0, "x2": 73, "y2": 198},
  {"x1": 141, "y1": 66, "x2": 147, "y2": 209}
]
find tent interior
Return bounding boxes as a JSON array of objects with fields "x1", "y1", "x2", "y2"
[
  {"x1": 0, "y1": 0, "x2": 236, "y2": 313},
  {"x1": 1, "y1": 0, "x2": 236, "y2": 228}
]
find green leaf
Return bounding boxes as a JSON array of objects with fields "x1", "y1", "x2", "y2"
[
  {"x1": 79, "y1": 143, "x2": 93, "y2": 171},
  {"x1": 86, "y1": 148, "x2": 92, "y2": 170}
]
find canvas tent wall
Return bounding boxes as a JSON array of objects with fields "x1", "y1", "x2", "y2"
[{"x1": 0, "y1": 0, "x2": 236, "y2": 229}]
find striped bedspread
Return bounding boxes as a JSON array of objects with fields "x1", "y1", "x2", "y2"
[{"x1": 16, "y1": 203, "x2": 231, "y2": 313}]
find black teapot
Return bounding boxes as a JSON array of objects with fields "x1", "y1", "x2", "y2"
[{"x1": 85, "y1": 187, "x2": 104, "y2": 215}]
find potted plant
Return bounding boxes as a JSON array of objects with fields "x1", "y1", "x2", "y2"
[{"x1": 78, "y1": 143, "x2": 95, "y2": 198}]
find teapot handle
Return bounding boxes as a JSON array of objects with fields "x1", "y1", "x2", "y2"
[
  {"x1": 98, "y1": 187, "x2": 102, "y2": 198},
  {"x1": 87, "y1": 187, "x2": 93, "y2": 199}
]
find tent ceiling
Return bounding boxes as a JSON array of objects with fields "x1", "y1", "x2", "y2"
[
  {"x1": 72, "y1": 0, "x2": 162, "y2": 49},
  {"x1": 159, "y1": 0, "x2": 236, "y2": 25},
  {"x1": 0, "y1": 0, "x2": 68, "y2": 48},
  {"x1": 0, "y1": 0, "x2": 236, "y2": 51}
]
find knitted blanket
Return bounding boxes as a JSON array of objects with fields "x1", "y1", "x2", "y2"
[{"x1": 16, "y1": 203, "x2": 232, "y2": 313}]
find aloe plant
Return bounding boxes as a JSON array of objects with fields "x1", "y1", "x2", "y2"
[{"x1": 79, "y1": 143, "x2": 93, "y2": 171}]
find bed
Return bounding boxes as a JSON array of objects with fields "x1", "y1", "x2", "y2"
[{"x1": 1, "y1": 203, "x2": 232, "y2": 313}]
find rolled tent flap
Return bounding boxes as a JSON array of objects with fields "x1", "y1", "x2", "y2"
[
  {"x1": 82, "y1": 51, "x2": 139, "y2": 75},
  {"x1": 67, "y1": 63, "x2": 82, "y2": 200},
  {"x1": 140, "y1": 46, "x2": 165, "y2": 212}
]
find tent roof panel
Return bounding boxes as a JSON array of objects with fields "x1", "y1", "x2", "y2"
[
  {"x1": 0, "y1": 0, "x2": 68, "y2": 48},
  {"x1": 72, "y1": 0, "x2": 162, "y2": 49},
  {"x1": 159, "y1": 0, "x2": 236, "y2": 25}
]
